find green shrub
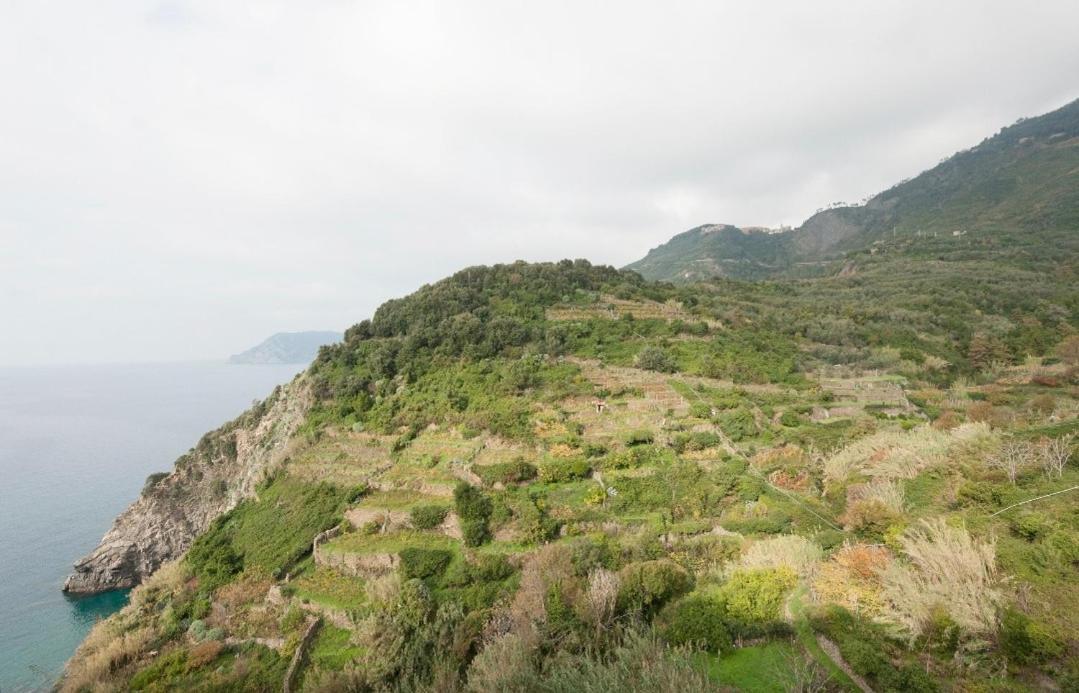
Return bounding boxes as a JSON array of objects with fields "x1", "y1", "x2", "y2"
[
  {"x1": 717, "y1": 568, "x2": 796, "y2": 625},
  {"x1": 186, "y1": 527, "x2": 243, "y2": 592},
  {"x1": 1000, "y1": 609, "x2": 1066, "y2": 665},
  {"x1": 473, "y1": 458, "x2": 538, "y2": 486},
  {"x1": 956, "y1": 480, "x2": 1004, "y2": 508},
  {"x1": 454, "y1": 482, "x2": 492, "y2": 546},
  {"x1": 142, "y1": 472, "x2": 169, "y2": 494},
  {"x1": 454, "y1": 482, "x2": 492, "y2": 521},
  {"x1": 461, "y1": 517, "x2": 491, "y2": 547},
  {"x1": 399, "y1": 547, "x2": 454, "y2": 579},
  {"x1": 779, "y1": 410, "x2": 802, "y2": 427},
  {"x1": 1009, "y1": 511, "x2": 1054, "y2": 541},
  {"x1": 659, "y1": 595, "x2": 732, "y2": 652},
  {"x1": 636, "y1": 346, "x2": 678, "y2": 373},
  {"x1": 583, "y1": 442, "x2": 609, "y2": 458},
  {"x1": 617, "y1": 559, "x2": 692, "y2": 616},
  {"x1": 518, "y1": 498, "x2": 560, "y2": 544},
  {"x1": 187, "y1": 619, "x2": 224, "y2": 643},
  {"x1": 186, "y1": 478, "x2": 351, "y2": 584},
  {"x1": 410, "y1": 504, "x2": 450, "y2": 530},
  {"x1": 717, "y1": 409, "x2": 757, "y2": 441},
  {"x1": 130, "y1": 650, "x2": 188, "y2": 690},
  {"x1": 624, "y1": 428, "x2": 657, "y2": 446},
  {"x1": 602, "y1": 445, "x2": 668, "y2": 470},
  {"x1": 670, "y1": 431, "x2": 721, "y2": 453},
  {"x1": 810, "y1": 605, "x2": 938, "y2": 693},
  {"x1": 538, "y1": 458, "x2": 591, "y2": 483},
  {"x1": 842, "y1": 639, "x2": 891, "y2": 681}
]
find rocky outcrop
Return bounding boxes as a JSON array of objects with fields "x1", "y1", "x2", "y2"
[{"x1": 63, "y1": 376, "x2": 312, "y2": 594}]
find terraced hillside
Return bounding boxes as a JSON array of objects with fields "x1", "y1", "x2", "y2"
[{"x1": 62, "y1": 261, "x2": 1078, "y2": 692}]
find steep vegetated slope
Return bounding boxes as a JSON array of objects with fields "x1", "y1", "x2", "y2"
[
  {"x1": 62, "y1": 260, "x2": 1078, "y2": 692},
  {"x1": 62, "y1": 104, "x2": 1079, "y2": 692},
  {"x1": 627, "y1": 97, "x2": 1079, "y2": 282}
]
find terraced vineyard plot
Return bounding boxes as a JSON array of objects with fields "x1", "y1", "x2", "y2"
[
  {"x1": 292, "y1": 567, "x2": 368, "y2": 611},
  {"x1": 816, "y1": 376, "x2": 918, "y2": 419},
  {"x1": 317, "y1": 530, "x2": 462, "y2": 578},
  {"x1": 546, "y1": 294, "x2": 704, "y2": 323},
  {"x1": 288, "y1": 432, "x2": 393, "y2": 485}
]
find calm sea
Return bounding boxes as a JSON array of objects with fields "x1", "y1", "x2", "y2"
[{"x1": 0, "y1": 361, "x2": 305, "y2": 693}]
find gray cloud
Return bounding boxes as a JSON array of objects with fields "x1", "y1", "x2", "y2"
[{"x1": 3, "y1": 1, "x2": 1078, "y2": 365}]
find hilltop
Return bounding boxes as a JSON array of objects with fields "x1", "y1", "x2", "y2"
[
  {"x1": 627, "y1": 97, "x2": 1079, "y2": 283},
  {"x1": 229, "y1": 331, "x2": 343, "y2": 365}
]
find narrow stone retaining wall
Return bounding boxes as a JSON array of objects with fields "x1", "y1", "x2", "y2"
[
  {"x1": 316, "y1": 548, "x2": 398, "y2": 577},
  {"x1": 282, "y1": 616, "x2": 321, "y2": 693},
  {"x1": 311, "y1": 524, "x2": 343, "y2": 563}
]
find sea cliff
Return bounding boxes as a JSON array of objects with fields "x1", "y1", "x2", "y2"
[{"x1": 62, "y1": 376, "x2": 312, "y2": 594}]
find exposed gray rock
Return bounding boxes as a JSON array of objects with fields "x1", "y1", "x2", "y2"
[{"x1": 62, "y1": 375, "x2": 312, "y2": 594}]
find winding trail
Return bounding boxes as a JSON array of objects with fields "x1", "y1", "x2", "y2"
[{"x1": 787, "y1": 586, "x2": 873, "y2": 693}]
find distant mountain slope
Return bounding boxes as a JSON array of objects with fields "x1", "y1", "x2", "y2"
[
  {"x1": 228, "y1": 331, "x2": 342, "y2": 364},
  {"x1": 627, "y1": 97, "x2": 1079, "y2": 282}
]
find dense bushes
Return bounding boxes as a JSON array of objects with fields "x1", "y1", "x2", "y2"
[
  {"x1": 186, "y1": 478, "x2": 350, "y2": 587},
  {"x1": 999, "y1": 609, "x2": 1065, "y2": 665},
  {"x1": 658, "y1": 595, "x2": 732, "y2": 652},
  {"x1": 717, "y1": 568, "x2": 795, "y2": 626},
  {"x1": 454, "y1": 482, "x2": 492, "y2": 547},
  {"x1": 185, "y1": 530, "x2": 242, "y2": 592},
  {"x1": 473, "y1": 458, "x2": 537, "y2": 486},
  {"x1": 538, "y1": 457, "x2": 591, "y2": 483},
  {"x1": 700, "y1": 329, "x2": 802, "y2": 384},
  {"x1": 669, "y1": 431, "x2": 721, "y2": 453},
  {"x1": 635, "y1": 346, "x2": 678, "y2": 373},
  {"x1": 409, "y1": 504, "x2": 449, "y2": 530},
  {"x1": 398, "y1": 547, "x2": 454, "y2": 579},
  {"x1": 616, "y1": 559, "x2": 692, "y2": 616},
  {"x1": 624, "y1": 428, "x2": 656, "y2": 446}
]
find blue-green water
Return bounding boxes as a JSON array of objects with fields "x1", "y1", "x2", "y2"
[{"x1": 0, "y1": 361, "x2": 304, "y2": 692}]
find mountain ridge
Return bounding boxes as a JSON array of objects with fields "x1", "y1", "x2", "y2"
[
  {"x1": 228, "y1": 331, "x2": 343, "y2": 365},
  {"x1": 626, "y1": 96, "x2": 1079, "y2": 282}
]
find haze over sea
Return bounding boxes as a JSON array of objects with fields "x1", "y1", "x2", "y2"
[{"x1": 0, "y1": 361, "x2": 304, "y2": 692}]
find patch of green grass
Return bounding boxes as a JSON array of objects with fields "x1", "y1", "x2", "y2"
[
  {"x1": 292, "y1": 567, "x2": 368, "y2": 610},
  {"x1": 697, "y1": 641, "x2": 798, "y2": 693},
  {"x1": 307, "y1": 624, "x2": 364, "y2": 671},
  {"x1": 360, "y1": 489, "x2": 445, "y2": 510},
  {"x1": 323, "y1": 530, "x2": 460, "y2": 557}
]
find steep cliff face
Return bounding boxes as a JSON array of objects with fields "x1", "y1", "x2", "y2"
[{"x1": 62, "y1": 375, "x2": 312, "y2": 594}]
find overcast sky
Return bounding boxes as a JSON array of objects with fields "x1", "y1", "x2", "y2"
[{"x1": 3, "y1": 1, "x2": 1078, "y2": 366}]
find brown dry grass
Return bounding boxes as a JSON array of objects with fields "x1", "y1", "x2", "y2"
[
  {"x1": 61, "y1": 624, "x2": 156, "y2": 692},
  {"x1": 880, "y1": 520, "x2": 1001, "y2": 639},
  {"x1": 739, "y1": 535, "x2": 822, "y2": 577},
  {"x1": 813, "y1": 543, "x2": 893, "y2": 620}
]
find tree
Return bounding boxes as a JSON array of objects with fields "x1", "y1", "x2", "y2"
[
  {"x1": 1039, "y1": 434, "x2": 1074, "y2": 479},
  {"x1": 987, "y1": 440, "x2": 1035, "y2": 484},
  {"x1": 635, "y1": 346, "x2": 677, "y2": 373}
]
